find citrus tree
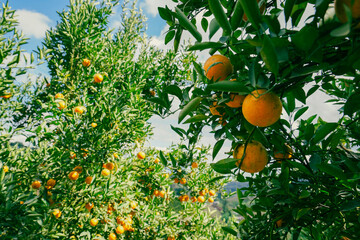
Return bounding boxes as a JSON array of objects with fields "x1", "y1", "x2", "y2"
[
  {"x1": 156, "y1": 0, "x2": 360, "y2": 239},
  {"x1": 1, "y1": 0, "x2": 234, "y2": 239}
]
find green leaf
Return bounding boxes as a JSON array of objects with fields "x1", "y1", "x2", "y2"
[
  {"x1": 174, "y1": 7, "x2": 202, "y2": 42},
  {"x1": 159, "y1": 150, "x2": 168, "y2": 166},
  {"x1": 260, "y1": 36, "x2": 279, "y2": 75},
  {"x1": 147, "y1": 97, "x2": 170, "y2": 109},
  {"x1": 309, "y1": 154, "x2": 321, "y2": 172},
  {"x1": 318, "y1": 163, "x2": 346, "y2": 180},
  {"x1": 222, "y1": 226, "x2": 238, "y2": 236},
  {"x1": 240, "y1": 0, "x2": 262, "y2": 30},
  {"x1": 174, "y1": 28, "x2": 182, "y2": 52},
  {"x1": 165, "y1": 30, "x2": 175, "y2": 44},
  {"x1": 169, "y1": 153, "x2": 177, "y2": 166},
  {"x1": 296, "y1": 208, "x2": 310, "y2": 220},
  {"x1": 158, "y1": 7, "x2": 173, "y2": 22},
  {"x1": 208, "y1": 175, "x2": 226, "y2": 184},
  {"x1": 344, "y1": 93, "x2": 360, "y2": 116},
  {"x1": 330, "y1": 22, "x2": 351, "y2": 37},
  {"x1": 165, "y1": 85, "x2": 183, "y2": 100},
  {"x1": 209, "y1": 18, "x2": 220, "y2": 39},
  {"x1": 188, "y1": 42, "x2": 225, "y2": 51},
  {"x1": 341, "y1": 200, "x2": 360, "y2": 211},
  {"x1": 213, "y1": 139, "x2": 225, "y2": 159},
  {"x1": 230, "y1": 0, "x2": 244, "y2": 30},
  {"x1": 208, "y1": 0, "x2": 232, "y2": 35},
  {"x1": 294, "y1": 106, "x2": 309, "y2": 121},
  {"x1": 201, "y1": 17, "x2": 208, "y2": 32},
  {"x1": 210, "y1": 158, "x2": 238, "y2": 174},
  {"x1": 313, "y1": 122, "x2": 338, "y2": 144},
  {"x1": 291, "y1": 25, "x2": 319, "y2": 52},
  {"x1": 284, "y1": 0, "x2": 296, "y2": 22},
  {"x1": 178, "y1": 97, "x2": 203, "y2": 123},
  {"x1": 206, "y1": 80, "x2": 248, "y2": 94},
  {"x1": 183, "y1": 114, "x2": 209, "y2": 124},
  {"x1": 287, "y1": 161, "x2": 312, "y2": 176}
]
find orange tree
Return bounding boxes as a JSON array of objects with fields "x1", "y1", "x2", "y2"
[
  {"x1": 1, "y1": 0, "x2": 234, "y2": 239},
  {"x1": 156, "y1": 0, "x2": 360, "y2": 239}
]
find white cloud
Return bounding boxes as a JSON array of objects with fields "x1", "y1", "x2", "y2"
[
  {"x1": 16, "y1": 10, "x2": 51, "y2": 39},
  {"x1": 140, "y1": 0, "x2": 177, "y2": 17}
]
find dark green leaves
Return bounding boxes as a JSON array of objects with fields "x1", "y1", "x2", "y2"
[
  {"x1": 240, "y1": 0, "x2": 263, "y2": 30},
  {"x1": 317, "y1": 163, "x2": 346, "y2": 180},
  {"x1": 208, "y1": 0, "x2": 232, "y2": 35},
  {"x1": 210, "y1": 158, "x2": 238, "y2": 174},
  {"x1": 206, "y1": 80, "x2": 248, "y2": 94},
  {"x1": 174, "y1": 7, "x2": 202, "y2": 42},
  {"x1": 178, "y1": 97, "x2": 203, "y2": 123},
  {"x1": 344, "y1": 93, "x2": 360, "y2": 116},
  {"x1": 260, "y1": 36, "x2": 279, "y2": 75},
  {"x1": 188, "y1": 42, "x2": 225, "y2": 51},
  {"x1": 312, "y1": 122, "x2": 338, "y2": 144},
  {"x1": 291, "y1": 25, "x2": 319, "y2": 52},
  {"x1": 213, "y1": 139, "x2": 225, "y2": 159}
]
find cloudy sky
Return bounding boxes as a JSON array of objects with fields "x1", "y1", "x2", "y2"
[{"x1": 8, "y1": 0, "x2": 340, "y2": 160}]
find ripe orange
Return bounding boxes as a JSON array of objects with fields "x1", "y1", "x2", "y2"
[
  {"x1": 199, "y1": 190, "x2": 206, "y2": 196},
  {"x1": 82, "y1": 58, "x2": 91, "y2": 67},
  {"x1": 243, "y1": 0, "x2": 266, "y2": 21},
  {"x1": 0, "y1": 94, "x2": 11, "y2": 99},
  {"x1": 109, "y1": 232, "x2": 117, "y2": 240},
  {"x1": 209, "y1": 190, "x2": 216, "y2": 196},
  {"x1": 173, "y1": 178, "x2": 179, "y2": 184},
  {"x1": 233, "y1": 141, "x2": 268, "y2": 173},
  {"x1": 150, "y1": 90, "x2": 156, "y2": 96},
  {"x1": 57, "y1": 100, "x2": 66, "y2": 110},
  {"x1": 69, "y1": 151, "x2": 76, "y2": 159},
  {"x1": 85, "y1": 176, "x2": 93, "y2": 184},
  {"x1": 159, "y1": 190, "x2": 166, "y2": 198},
  {"x1": 53, "y1": 209, "x2": 61, "y2": 218},
  {"x1": 191, "y1": 162, "x2": 198, "y2": 168},
  {"x1": 73, "y1": 165, "x2": 83, "y2": 173},
  {"x1": 197, "y1": 196, "x2": 205, "y2": 203},
  {"x1": 3, "y1": 166, "x2": 9, "y2": 172},
  {"x1": 274, "y1": 144, "x2": 293, "y2": 162},
  {"x1": 335, "y1": 0, "x2": 360, "y2": 27},
  {"x1": 209, "y1": 102, "x2": 224, "y2": 116},
  {"x1": 167, "y1": 236, "x2": 175, "y2": 240},
  {"x1": 94, "y1": 73, "x2": 103, "y2": 83},
  {"x1": 74, "y1": 106, "x2": 86, "y2": 114},
  {"x1": 203, "y1": 55, "x2": 233, "y2": 81},
  {"x1": 130, "y1": 201, "x2": 137, "y2": 209},
  {"x1": 47, "y1": 179, "x2": 56, "y2": 187},
  {"x1": 208, "y1": 197, "x2": 214, "y2": 203},
  {"x1": 242, "y1": 89, "x2": 282, "y2": 127},
  {"x1": 153, "y1": 190, "x2": 160, "y2": 197},
  {"x1": 68, "y1": 171, "x2": 79, "y2": 180},
  {"x1": 101, "y1": 169, "x2": 111, "y2": 176},
  {"x1": 91, "y1": 122, "x2": 97, "y2": 128},
  {"x1": 154, "y1": 158, "x2": 160, "y2": 164},
  {"x1": 85, "y1": 203, "x2": 94, "y2": 211},
  {"x1": 116, "y1": 225, "x2": 125, "y2": 234},
  {"x1": 191, "y1": 196, "x2": 197, "y2": 202},
  {"x1": 31, "y1": 181, "x2": 41, "y2": 189},
  {"x1": 180, "y1": 178, "x2": 186, "y2": 184},
  {"x1": 276, "y1": 219, "x2": 284, "y2": 227},
  {"x1": 54, "y1": 93, "x2": 64, "y2": 99},
  {"x1": 225, "y1": 94, "x2": 246, "y2": 108},
  {"x1": 20, "y1": 201, "x2": 24, "y2": 204},
  {"x1": 183, "y1": 195, "x2": 189, "y2": 201},
  {"x1": 137, "y1": 151, "x2": 146, "y2": 159},
  {"x1": 105, "y1": 162, "x2": 115, "y2": 171},
  {"x1": 90, "y1": 218, "x2": 98, "y2": 226},
  {"x1": 113, "y1": 153, "x2": 119, "y2": 158}
]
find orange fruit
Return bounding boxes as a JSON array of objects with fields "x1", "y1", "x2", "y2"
[
  {"x1": 242, "y1": 89, "x2": 282, "y2": 127},
  {"x1": 225, "y1": 94, "x2": 246, "y2": 108},
  {"x1": 20, "y1": 201, "x2": 24, "y2": 204},
  {"x1": 276, "y1": 219, "x2": 284, "y2": 227},
  {"x1": 82, "y1": 58, "x2": 91, "y2": 67},
  {"x1": 47, "y1": 179, "x2": 56, "y2": 187},
  {"x1": 203, "y1": 55, "x2": 233, "y2": 81},
  {"x1": 116, "y1": 225, "x2": 125, "y2": 234},
  {"x1": 209, "y1": 102, "x2": 224, "y2": 116},
  {"x1": 69, "y1": 151, "x2": 76, "y2": 159},
  {"x1": 91, "y1": 122, "x2": 97, "y2": 128},
  {"x1": 108, "y1": 232, "x2": 117, "y2": 240},
  {"x1": 153, "y1": 190, "x2": 160, "y2": 197},
  {"x1": 85, "y1": 176, "x2": 93, "y2": 184},
  {"x1": 94, "y1": 73, "x2": 103, "y2": 83},
  {"x1": 199, "y1": 190, "x2": 206, "y2": 196},
  {"x1": 180, "y1": 178, "x2": 186, "y2": 184},
  {"x1": 54, "y1": 93, "x2": 64, "y2": 99},
  {"x1": 150, "y1": 90, "x2": 156, "y2": 96},
  {"x1": 130, "y1": 201, "x2": 137, "y2": 209},
  {"x1": 274, "y1": 144, "x2": 293, "y2": 162},
  {"x1": 191, "y1": 162, "x2": 198, "y2": 168},
  {"x1": 74, "y1": 106, "x2": 86, "y2": 114},
  {"x1": 73, "y1": 166, "x2": 83, "y2": 173},
  {"x1": 31, "y1": 181, "x2": 41, "y2": 189},
  {"x1": 85, "y1": 203, "x2": 94, "y2": 211},
  {"x1": 191, "y1": 196, "x2": 197, "y2": 202},
  {"x1": 197, "y1": 196, "x2": 205, "y2": 203},
  {"x1": 46, "y1": 83, "x2": 50, "y2": 87},
  {"x1": 57, "y1": 100, "x2": 66, "y2": 110},
  {"x1": 167, "y1": 236, "x2": 175, "y2": 240},
  {"x1": 3, "y1": 166, "x2": 9, "y2": 173},
  {"x1": 68, "y1": 171, "x2": 79, "y2": 180},
  {"x1": 209, "y1": 190, "x2": 216, "y2": 196},
  {"x1": 154, "y1": 158, "x2": 160, "y2": 164},
  {"x1": 208, "y1": 197, "x2": 214, "y2": 203},
  {"x1": 1, "y1": 94, "x2": 11, "y2": 99},
  {"x1": 113, "y1": 153, "x2": 119, "y2": 158},
  {"x1": 173, "y1": 178, "x2": 179, "y2": 184},
  {"x1": 137, "y1": 151, "x2": 145, "y2": 159},
  {"x1": 163, "y1": 173, "x2": 169, "y2": 179},
  {"x1": 233, "y1": 141, "x2": 268, "y2": 173},
  {"x1": 101, "y1": 169, "x2": 110, "y2": 176},
  {"x1": 53, "y1": 209, "x2": 61, "y2": 218},
  {"x1": 335, "y1": 0, "x2": 360, "y2": 27},
  {"x1": 105, "y1": 162, "x2": 115, "y2": 171},
  {"x1": 90, "y1": 218, "x2": 98, "y2": 226},
  {"x1": 159, "y1": 190, "x2": 166, "y2": 198},
  {"x1": 243, "y1": 0, "x2": 266, "y2": 21},
  {"x1": 183, "y1": 195, "x2": 189, "y2": 201}
]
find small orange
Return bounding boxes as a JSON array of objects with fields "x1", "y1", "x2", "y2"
[
  {"x1": 150, "y1": 90, "x2": 156, "y2": 96},
  {"x1": 137, "y1": 151, "x2": 146, "y2": 159},
  {"x1": 203, "y1": 54, "x2": 233, "y2": 81},
  {"x1": 159, "y1": 190, "x2": 166, "y2": 198},
  {"x1": 53, "y1": 209, "x2": 61, "y2": 218},
  {"x1": 233, "y1": 141, "x2": 268, "y2": 173},
  {"x1": 0, "y1": 94, "x2": 11, "y2": 99},
  {"x1": 31, "y1": 181, "x2": 41, "y2": 189},
  {"x1": 101, "y1": 169, "x2": 111, "y2": 176},
  {"x1": 47, "y1": 179, "x2": 56, "y2": 187},
  {"x1": 105, "y1": 162, "x2": 115, "y2": 171},
  {"x1": 20, "y1": 201, "x2": 24, "y2": 204},
  {"x1": 85, "y1": 203, "x2": 94, "y2": 211},
  {"x1": 69, "y1": 151, "x2": 76, "y2": 159},
  {"x1": 94, "y1": 73, "x2": 103, "y2": 83},
  {"x1": 191, "y1": 162, "x2": 198, "y2": 168},
  {"x1": 73, "y1": 166, "x2": 83, "y2": 173},
  {"x1": 130, "y1": 201, "x2": 137, "y2": 209},
  {"x1": 167, "y1": 236, "x2": 176, "y2": 240},
  {"x1": 153, "y1": 190, "x2": 160, "y2": 197},
  {"x1": 82, "y1": 58, "x2": 91, "y2": 67},
  {"x1": 3, "y1": 166, "x2": 9, "y2": 173},
  {"x1": 116, "y1": 225, "x2": 125, "y2": 234},
  {"x1": 154, "y1": 158, "x2": 160, "y2": 164},
  {"x1": 91, "y1": 122, "x2": 97, "y2": 128},
  {"x1": 85, "y1": 176, "x2": 93, "y2": 184},
  {"x1": 191, "y1": 196, "x2": 197, "y2": 203},
  {"x1": 225, "y1": 94, "x2": 246, "y2": 108},
  {"x1": 46, "y1": 83, "x2": 50, "y2": 87},
  {"x1": 182, "y1": 195, "x2": 189, "y2": 201},
  {"x1": 68, "y1": 171, "x2": 79, "y2": 180},
  {"x1": 197, "y1": 196, "x2": 205, "y2": 203},
  {"x1": 209, "y1": 190, "x2": 216, "y2": 196},
  {"x1": 173, "y1": 178, "x2": 179, "y2": 184},
  {"x1": 209, "y1": 102, "x2": 224, "y2": 116},
  {"x1": 54, "y1": 93, "x2": 64, "y2": 99},
  {"x1": 113, "y1": 153, "x2": 119, "y2": 158},
  {"x1": 276, "y1": 219, "x2": 284, "y2": 227},
  {"x1": 90, "y1": 218, "x2": 98, "y2": 226},
  {"x1": 180, "y1": 178, "x2": 186, "y2": 185},
  {"x1": 208, "y1": 197, "x2": 214, "y2": 203},
  {"x1": 57, "y1": 100, "x2": 66, "y2": 110},
  {"x1": 199, "y1": 190, "x2": 206, "y2": 196},
  {"x1": 108, "y1": 232, "x2": 117, "y2": 240},
  {"x1": 74, "y1": 106, "x2": 86, "y2": 114},
  {"x1": 274, "y1": 144, "x2": 293, "y2": 162}
]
